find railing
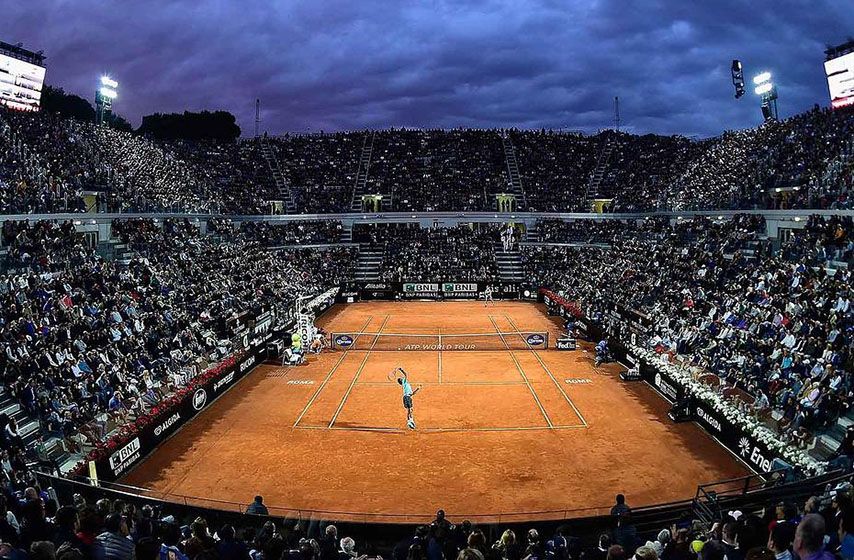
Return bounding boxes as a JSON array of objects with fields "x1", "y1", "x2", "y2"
[
  {"x1": 37, "y1": 468, "x2": 853, "y2": 534},
  {"x1": 41, "y1": 472, "x2": 691, "y2": 525},
  {"x1": 692, "y1": 469, "x2": 852, "y2": 527}
]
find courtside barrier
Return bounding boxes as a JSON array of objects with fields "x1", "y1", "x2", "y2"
[
  {"x1": 541, "y1": 286, "x2": 816, "y2": 475},
  {"x1": 337, "y1": 282, "x2": 533, "y2": 302}
]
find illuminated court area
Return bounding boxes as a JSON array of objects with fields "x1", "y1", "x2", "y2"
[{"x1": 123, "y1": 301, "x2": 747, "y2": 522}]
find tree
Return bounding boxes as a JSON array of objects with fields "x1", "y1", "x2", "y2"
[
  {"x1": 105, "y1": 112, "x2": 133, "y2": 132},
  {"x1": 138, "y1": 110, "x2": 241, "y2": 141},
  {"x1": 40, "y1": 85, "x2": 96, "y2": 121}
]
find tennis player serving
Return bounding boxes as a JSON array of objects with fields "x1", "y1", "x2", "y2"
[{"x1": 394, "y1": 367, "x2": 422, "y2": 429}]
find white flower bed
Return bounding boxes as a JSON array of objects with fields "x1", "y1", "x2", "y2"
[{"x1": 632, "y1": 344, "x2": 825, "y2": 474}]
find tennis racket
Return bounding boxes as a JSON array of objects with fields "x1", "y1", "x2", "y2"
[{"x1": 387, "y1": 369, "x2": 402, "y2": 382}]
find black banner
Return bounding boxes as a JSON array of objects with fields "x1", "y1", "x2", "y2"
[
  {"x1": 96, "y1": 344, "x2": 269, "y2": 482},
  {"x1": 692, "y1": 400, "x2": 786, "y2": 472},
  {"x1": 342, "y1": 282, "x2": 525, "y2": 301},
  {"x1": 642, "y1": 364, "x2": 684, "y2": 404}
]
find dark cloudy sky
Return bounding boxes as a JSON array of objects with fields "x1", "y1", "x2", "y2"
[{"x1": 5, "y1": 0, "x2": 854, "y2": 137}]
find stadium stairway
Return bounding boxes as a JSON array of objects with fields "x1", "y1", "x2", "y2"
[
  {"x1": 0, "y1": 386, "x2": 76, "y2": 473},
  {"x1": 494, "y1": 243, "x2": 525, "y2": 282},
  {"x1": 500, "y1": 134, "x2": 527, "y2": 211},
  {"x1": 355, "y1": 243, "x2": 383, "y2": 281},
  {"x1": 350, "y1": 132, "x2": 376, "y2": 212},
  {"x1": 259, "y1": 139, "x2": 297, "y2": 213},
  {"x1": 585, "y1": 135, "x2": 615, "y2": 202},
  {"x1": 0, "y1": 389, "x2": 41, "y2": 447},
  {"x1": 339, "y1": 224, "x2": 353, "y2": 243},
  {"x1": 525, "y1": 223, "x2": 540, "y2": 243}
]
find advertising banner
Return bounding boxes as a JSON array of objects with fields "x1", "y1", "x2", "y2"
[
  {"x1": 96, "y1": 345, "x2": 268, "y2": 482},
  {"x1": 693, "y1": 400, "x2": 784, "y2": 473}
]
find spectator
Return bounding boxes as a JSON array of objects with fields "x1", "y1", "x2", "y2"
[
  {"x1": 246, "y1": 496, "x2": 269, "y2": 516},
  {"x1": 793, "y1": 515, "x2": 832, "y2": 560},
  {"x1": 97, "y1": 513, "x2": 133, "y2": 560}
]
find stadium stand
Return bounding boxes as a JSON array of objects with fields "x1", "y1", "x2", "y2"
[
  {"x1": 3, "y1": 106, "x2": 854, "y2": 214},
  {"x1": 0, "y1": 217, "x2": 353, "y2": 477},
  {"x1": 3, "y1": 100, "x2": 854, "y2": 560},
  {"x1": 524, "y1": 214, "x2": 854, "y2": 462}
]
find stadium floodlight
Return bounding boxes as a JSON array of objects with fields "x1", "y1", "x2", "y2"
[
  {"x1": 754, "y1": 83, "x2": 773, "y2": 95},
  {"x1": 731, "y1": 60, "x2": 745, "y2": 99},
  {"x1": 95, "y1": 75, "x2": 118, "y2": 125},
  {"x1": 753, "y1": 72, "x2": 772, "y2": 85},
  {"x1": 753, "y1": 72, "x2": 778, "y2": 121}
]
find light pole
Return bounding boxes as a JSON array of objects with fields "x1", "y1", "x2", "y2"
[
  {"x1": 95, "y1": 76, "x2": 118, "y2": 125},
  {"x1": 753, "y1": 72, "x2": 778, "y2": 121}
]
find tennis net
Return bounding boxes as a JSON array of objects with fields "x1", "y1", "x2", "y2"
[{"x1": 329, "y1": 331, "x2": 549, "y2": 351}]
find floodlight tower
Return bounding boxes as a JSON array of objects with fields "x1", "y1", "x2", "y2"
[
  {"x1": 731, "y1": 60, "x2": 745, "y2": 98},
  {"x1": 95, "y1": 76, "x2": 118, "y2": 125},
  {"x1": 753, "y1": 72, "x2": 778, "y2": 121}
]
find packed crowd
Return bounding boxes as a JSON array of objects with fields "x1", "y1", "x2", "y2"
[
  {"x1": 536, "y1": 218, "x2": 669, "y2": 245},
  {"x1": 354, "y1": 224, "x2": 500, "y2": 282},
  {"x1": 3, "y1": 106, "x2": 852, "y2": 215},
  {"x1": 670, "y1": 107, "x2": 854, "y2": 211},
  {"x1": 525, "y1": 214, "x2": 854, "y2": 456},
  {"x1": 240, "y1": 221, "x2": 344, "y2": 246},
  {"x1": 0, "y1": 218, "x2": 354, "y2": 466},
  {"x1": 0, "y1": 467, "x2": 849, "y2": 560},
  {"x1": 366, "y1": 129, "x2": 509, "y2": 212}
]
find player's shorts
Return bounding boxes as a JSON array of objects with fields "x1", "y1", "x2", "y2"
[{"x1": 403, "y1": 395, "x2": 413, "y2": 409}]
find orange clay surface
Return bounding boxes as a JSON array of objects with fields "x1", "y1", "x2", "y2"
[{"x1": 123, "y1": 301, "x2": 747, "y2": 522}]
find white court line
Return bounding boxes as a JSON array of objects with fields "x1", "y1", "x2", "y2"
[
  {"x1": 505, "y1": 314, "x2": 588, "y2": 428},
  {"x1": 438, "y1": 326, "x2": 443, "y2": 384},
  {"x1": 488, "y1": 315, "x2": 553, "y2": 428},
  {"x1": 294, "y1": 424, "x2": 587, "y2": 434},
  {"x1": 327, "y1": 314, "x2": 391, "y2": 428},
  {"x1": 292, "y1": 315, "x2": 373, "y2": 428},
  {"x1": 356, "y1": 380, "x2": 527, "y2": 386}
]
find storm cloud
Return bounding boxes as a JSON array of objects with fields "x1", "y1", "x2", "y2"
[{"x1": 5, "y1": 0, "x2": 853, "y2": 137}]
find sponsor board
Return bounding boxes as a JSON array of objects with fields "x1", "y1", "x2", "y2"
[
  {"x1": 213, "y1": 372, "x2": 236, "y2": 393},
  {"x1": 695, "y1": 406, "x2": 722, "y2": 433},
  {"x1": 92, "y1": 344, "x2": 268, "y2": 482},
  {"x1": 555, "y1": 337, "x2": 576, "y2": 350},
  {"x1": 442, "y1": 283, "x2": 478, "y2": 293},
  {"x1": 363, "y1": 283, "x2": 390, "y2": 290},
  {"x1": 403, "y1": 283, "x2": 439, "y2": 293},
  {"x1": 239, "y1": 354, "x2": 256, "y2": 373},
  {"x1": 109, "y1": 437, "x2": 141, "y2": 475},
  {"x1": 192, "y1": 388, "x2": 208, "y2": 411},
  {"x1": 526, "y1": 334, "x2": 546, "y2": 347},
  {"x1": 153, "y1": 413, "x2": 181, "y2": 437},
  {"x1": 653, "y1": 372, "x2": 679, "y2": 402},
  {"x1": 738, "y1": 440, "x2": 776, "y2": 472},
  {"x1": 619, "y1": 368, "x2": 642, "y2": 381},
  {"x1": 692, "y1": 403, "x2": 781, "y2": 472},
  {"x1": 335, "y1": 335, "x2": 354, "y2": 348}
]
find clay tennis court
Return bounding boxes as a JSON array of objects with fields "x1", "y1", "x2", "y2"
[{"x1": 122, "y1": 301, "x2": 747, "y2": 522}]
